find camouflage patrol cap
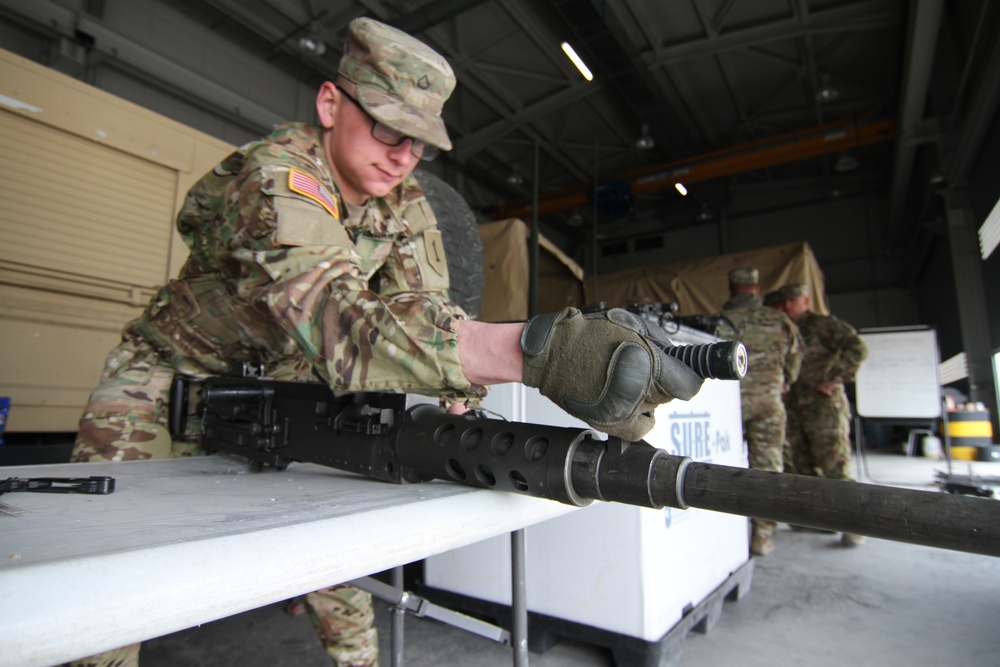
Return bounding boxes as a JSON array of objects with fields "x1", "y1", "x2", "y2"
[
  {"x1": 780, "y1": 283, "x2": 810, "y2": 300},
  {"x1": 728, "y1": 267, "x2": 759, "y2": 285},
  {"x1": 338, "y1": 17, "x2": 456, "y2": 151}
]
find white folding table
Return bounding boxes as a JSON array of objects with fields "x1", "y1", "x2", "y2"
[{"x1": 0, "y1": 455, "x2": 578, "y2": 667}]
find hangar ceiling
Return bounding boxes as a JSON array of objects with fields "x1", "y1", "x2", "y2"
[{"x1": 2, "y1": 0, "x2": 999, "y2": 290}]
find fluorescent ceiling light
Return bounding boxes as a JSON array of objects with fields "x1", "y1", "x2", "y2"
[
  {"x1": 675, "y1": 183, "x2": 688, "y2": 196},
  {"x1": 834, "y1": 152, "x2": 860, "y2": 172},
  {"x1": 560, "y1": 42, "x2": 593, "y2": 81},
  {"x1": 297, "y1": 35, "x2": 326, "y2": 56},
  {"x1": 635, "y1": 124, "x2": 655, "y2": 150}
]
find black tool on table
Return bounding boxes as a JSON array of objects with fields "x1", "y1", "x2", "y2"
[{"x1": 0, "y1": 476, "x2": 115, "y2": 495}]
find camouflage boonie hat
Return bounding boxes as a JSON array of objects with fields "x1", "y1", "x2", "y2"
[
  {"x1": 338, "y1": 17, "x2": 456, "y2": 151},
  {"x1": 780, "y1": 282, "x2": 810, "y2": 300},
  {"x1": 728, "y1": 267, "x2": 759, "y2": 285}
]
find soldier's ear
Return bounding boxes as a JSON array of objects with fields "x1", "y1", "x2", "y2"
[{"x1": 316, "y1": 81, "x2": 339, "y2": 129}]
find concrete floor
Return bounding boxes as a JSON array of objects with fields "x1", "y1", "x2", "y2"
[{"x1": 141, "y1": 451, "x2": 1000, "y2": 667}]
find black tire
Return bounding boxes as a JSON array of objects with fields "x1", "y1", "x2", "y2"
[{"x1": 413, "y1": 169, "x2": 484, "y2": 319}]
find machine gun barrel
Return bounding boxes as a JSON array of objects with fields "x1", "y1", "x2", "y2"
[
  {"x1": 401, "y1": 406, "x2": 1000, "y2": 558},
  {"x1": 173, "y1": 347, "x2": 999, "y2": 558},
  {"x1": 665, "y1": 460, "x2": 998, "y2": 557}
]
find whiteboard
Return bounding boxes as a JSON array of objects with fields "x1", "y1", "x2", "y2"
[{"x1": 855, "y1": 327, "x2": 941, "y2": 418}]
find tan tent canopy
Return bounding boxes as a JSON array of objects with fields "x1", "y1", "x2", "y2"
[
  {"x1": 478, "y1": 225, "x2": 828, "y2": 322},
  {"x1": 478, "y1": 219, "x2": 585, "y2": 322},
  {"x1": 587, "y1": 241, "x2": 829, "y2": 316}
]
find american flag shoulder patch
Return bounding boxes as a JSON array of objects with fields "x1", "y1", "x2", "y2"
[{"x1": 288, "y1": 168, "x2": 340, "y2": 220}]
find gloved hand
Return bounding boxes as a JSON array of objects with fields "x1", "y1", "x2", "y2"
[{"x1": 521, "y1": 308, "x2": 704, "y2": 441}]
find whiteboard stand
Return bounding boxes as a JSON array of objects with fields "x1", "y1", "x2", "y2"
[
  {"x1": 853, "y1": 409, "x2": 865, "y2": 481},
  {"x1": 853, "y1": 326, "x2": 943, "y2": 481},
  {"x1": 855, "y1": 326, "x2": 943, "y2": 421},
  {"x1": 940, "y1": 402, "x2": 956, "y2": 479}
]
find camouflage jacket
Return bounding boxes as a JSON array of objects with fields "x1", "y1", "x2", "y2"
[
  {"x1": 791, "y1": 310, "x2": 868, "y2": 390},
  {"x1": 719, "y1": 293, "x2": 803, "y2": 397},
  {"x1": 126, "y1": 123, "x2": 482, "y2": 402}
]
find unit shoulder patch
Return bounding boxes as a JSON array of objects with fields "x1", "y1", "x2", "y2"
[{"x1": 423, "y1": 229, "x2": 447, "y2": 277}]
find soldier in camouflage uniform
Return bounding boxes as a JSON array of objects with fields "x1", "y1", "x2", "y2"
[
  {"x1": 717, "y1": 269, "x2": 802, "y2": 556},
  {"x1": 762, "y1": 290, "x2": 786, "y2": 310},
  {"x1": 68, "y1": 18, "x2": 466, "y2": 667},
  {"x1": 67, "y1": 16, "x2": 704, "y2": 667},
  {"x1": 780, "y1": 283, "x2": 869, "y2": 547}
]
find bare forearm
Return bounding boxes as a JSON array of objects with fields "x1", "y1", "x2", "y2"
[{"x1": 456, "y1": 320, "x2": 525, "y2": 385}]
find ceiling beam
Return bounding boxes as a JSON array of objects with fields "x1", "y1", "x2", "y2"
[
  {"x1": 456, "y1": 81, "x2": 603, "y2": 156},
  {"x1": 941, "y1": 5, "x2": 1000, "y2": 185},
  {"x1": 2, "y1": 0, "x2": 290, "y2": 131},
  {"x1": 391, "y1": 0, "x2": 491, "y2": 34},
  {"x1": 198, "y1": 0, "x2": 343, "y2": 78},
  {"x1": 488, "y1": 116, "x2": 897, "y2": 219},
  {"x1": 644, "y1": 1, "x2": 899, "y2": 68},
  {"x1": 885, "y1": 0, "x2": 944, "y2": 248}
]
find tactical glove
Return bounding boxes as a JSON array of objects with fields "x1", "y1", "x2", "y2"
[{"x1": 521, "y1": 308, "x2": 704, "y2": 441}]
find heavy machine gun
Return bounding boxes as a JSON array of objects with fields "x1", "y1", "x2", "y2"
[{"x1": 169, "y1": 339, "x2": 1000, "y2": 558}]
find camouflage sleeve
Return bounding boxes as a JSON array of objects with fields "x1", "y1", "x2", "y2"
[
  {"x1": 231, "y1": 166, "x2": 485, "y2": 402},
  {"x1": 824, "y1": 318, "x2": 869, "y2": 383},
  {"x1": 374, "y1": 195, "x2": 473, "y2": 326},
  {"x1": 368, "y1": 181, "x2": 484, "y2": 404},
  {"x1": 784, "y1": 321, "x2": 804, "y2": 391}
]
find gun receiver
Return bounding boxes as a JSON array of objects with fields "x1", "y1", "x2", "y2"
[{"x1": 170, "y1": 371, "x2": 1000, "y2": 558}]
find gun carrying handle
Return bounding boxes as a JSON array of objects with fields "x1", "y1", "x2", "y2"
[{"x1": 168, "y1": 375, "x2": 190, "y2": 440}]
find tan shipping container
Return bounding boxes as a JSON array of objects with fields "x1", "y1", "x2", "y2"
[{"x1": 0, "y1": 48, "x2": 233, "y2": 433}]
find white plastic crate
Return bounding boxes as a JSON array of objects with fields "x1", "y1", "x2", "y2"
[{"x1": 424, "y1": 370, "x2": 748, "y2": 641}]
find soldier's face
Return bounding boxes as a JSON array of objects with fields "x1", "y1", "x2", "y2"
[
  {"x1": 318, "y1": 84, "x2": 420, "y2": 205},
  {"x1": 785, "y1": 295, "x2": 810, "y2": 321}
]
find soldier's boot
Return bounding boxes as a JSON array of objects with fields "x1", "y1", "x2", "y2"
[
  {"x1": 63, "y1": 644, "x2": 140, "y2": 667},
  {"x1": 750, "y1": 534, "x2": 775, "y2": 556},
  {"x1": 750, "y1": 519, "x2": 776, "y2": 556},
  {"x1": 840, "y1": 533, "x2": 867, "y2": 547}
]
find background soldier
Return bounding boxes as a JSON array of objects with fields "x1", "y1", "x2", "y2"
[
  {"x1": 763, "y1": 290, "x2": 786, "y2": 311},
  {"x1": 67, "y1": 17, "x2": 702, "y2": 667},
  {"x1": 717, "y1": 269, "x2": 802, "y2": 556},
  {"x1": 780, "y1": 283, "x2": 869, "y2": 547}
]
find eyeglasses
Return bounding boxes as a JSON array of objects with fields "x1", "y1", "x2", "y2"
[{"x1": 336, "y1": 86, "x2": 439, "y2": 161}]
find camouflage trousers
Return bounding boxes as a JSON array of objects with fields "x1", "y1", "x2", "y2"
[
  {"x1": 741, "y1": 392, "x2": 786, "y2": 540},
  {"x1": 65, "y1": 340, "x2": 378, "y2": 667},
  {"x1": 784, "y1": 383, "x2": 856, "y2": 482}
]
